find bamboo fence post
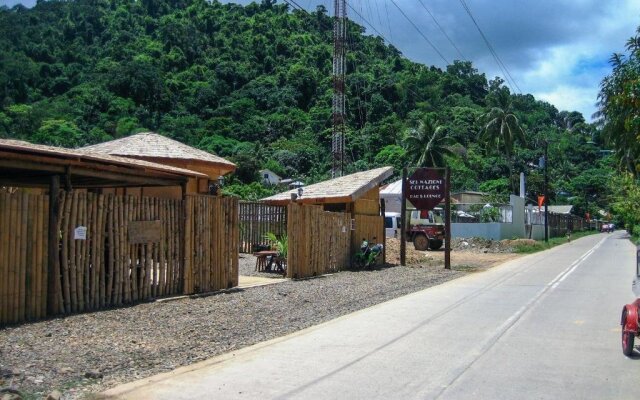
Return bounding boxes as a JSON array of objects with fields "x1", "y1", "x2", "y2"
[
  {"x1": 167, "y1": 199, "x2": 173, "y2": 294},
  {"x1": 17, "y1": 192, "x2": 27, "y2": 322},
  {"x1": 117, "y1": 195, "x2": 124, "y2": 305},
  {"x1": 0, "y1": 193, "x2": 8, "y2": 324},
  {"x1": 111, "y1": 194, "x2": 118, "y2": 305},
  {"x1": 152, "y1": 197, "x2": 158, "y2": 298},
  {"x1": 27, "y1": 194, "x2": 36, "y2": 320},
  {"x1": 119, "y1": 195, "x2": 126, "y2": 304},
  {"x1": 181, "y1": 197, "x2": 189, "y2": 294},
  {"x1": 158, "y1": 199, "x2": 165, "y2": 296},
  {"x1": 9, "y1": 194, "x2": 19, "y2": 323},
  {"x1": 125, "y1": 196, "x2": 133, "y2": 303},
  {"x1": 69, "y1": 192, "x2": 79, "y2": 312},
  {"x1": 88, "y1": 193, "x2": 97, "y2": 310},
  {"x1": 39, "y1": 195, "x2": 47, "y2": 319},
  {"x1": 144, "y1": 196, "x2": 150, "y2": 299},
  {"x1": 83, "y1": 194, "x2": 92, "y2": 310},
  {"x1": 97, "y1": 194, "x2": 105, "y2": 308},
  {"x1": 76, "y1": 193, "x2": 85, "y2": 312},
  {"x1": 106, "y1": 195, "x2": 115, "y2": 306},
  {"x1": 127, "y1": 196, "x2": 137, "y2": 302}
]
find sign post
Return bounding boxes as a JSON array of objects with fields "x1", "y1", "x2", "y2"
[
  {"x1": 400, "y1": 167, "x2": 450, "y2": 269},
  {"x1": 444, "y1": 167, "x2": 451, "y2": 270},
  {"x1": 406, "y1": 168, "x2": 446, "y2": 211},
  {"x1": 400, "y1": 168, "x2": 407, "y2": 266}
]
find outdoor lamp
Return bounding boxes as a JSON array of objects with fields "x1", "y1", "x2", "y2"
[
  {"x1": 218, "y1": 175, "x2": 225, "y2": 187},
  {"x1": 297, "y1": 187, "x2": 303, "y2": 198}
]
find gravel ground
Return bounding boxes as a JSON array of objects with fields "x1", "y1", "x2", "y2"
[{"x1": 0, "y1": 236, "x2": 525, "y2": 399}]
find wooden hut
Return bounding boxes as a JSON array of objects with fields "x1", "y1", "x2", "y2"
[
  {"x1": 261, "y1": 167, "x2": 393, "y2": 253},
  {"x1": 80, "y1": 132, "x2": 236, "y2": 198},
  {"x1": 0, "y1": 139, "x2": 239, "y2": 325}
]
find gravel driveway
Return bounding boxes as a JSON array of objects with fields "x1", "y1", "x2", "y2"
[{"x1": 0, "y1": 259, "x2": 463, "y2": 399}]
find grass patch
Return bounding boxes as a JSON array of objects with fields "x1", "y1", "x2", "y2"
[
  {"x1": 513, "y1": 230, "x2": 599, "y2": 254},
  {"x1": 451, "y1": 264, "x2": 481, "y2": 272}
]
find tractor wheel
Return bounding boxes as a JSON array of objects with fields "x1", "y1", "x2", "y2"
[
  {"x1": 622, "y1": 331, "x2": 635, "y2": 356},
  {"x1": 429, "y1": 239, "x2": 443, "y2": 250},
  {"x1": 622, "y1": 307, "x2": 635, "y2": 356},
  {"x1": 413, "y1": 234, "x2": 429, "y2": 251}
]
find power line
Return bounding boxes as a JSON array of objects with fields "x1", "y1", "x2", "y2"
[
  {"x1": 458, "y1": 0, "x2": 521, "y2": 93},
  {"x1": 345, "y1": 2, "x2": 387, "y2": 40},
  {"x1": 416, "y1": 0, "x2": 465, "y2": 61},
  {"x1": 389, "y1": 0, "x2": 450, "y2": 65},
  {"x1": 282, "y1": 0, "x2": 306, "y2": 13}
]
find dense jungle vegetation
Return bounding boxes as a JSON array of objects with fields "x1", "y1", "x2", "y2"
[{"x1": 0, "y1": 0, "x2": 632, "y2": 222}]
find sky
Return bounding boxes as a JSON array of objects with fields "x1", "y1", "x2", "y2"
[{"x1": 2, "y1": 0, "x2": 638, "y2": 121}]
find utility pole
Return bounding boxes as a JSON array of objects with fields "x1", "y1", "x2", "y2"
[
  {"x1": 331, "y1": 0, "x2": 346, "y2": 178},
  {"x1": 544, "y1": 141, "x2": 549, "y2": 243}
]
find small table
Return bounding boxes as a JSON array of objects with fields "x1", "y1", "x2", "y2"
[{"x1": 253, "y1": 250, "x2": 278, "y2": 272}]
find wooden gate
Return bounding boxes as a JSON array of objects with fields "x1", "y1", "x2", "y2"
[
  {"x1": 287, "y1": 203, "x2": 351, "y2": 279},
  {"x1": 184, "y1": 195, "x2": 239, "y2": 293},
  {"x1": 239, "y1": 201, "x2": 287, "y2": 253}
]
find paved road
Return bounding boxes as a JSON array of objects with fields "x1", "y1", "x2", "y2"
[{"x1": 104, "y1": 232, "x2": 639, "y2": 399}]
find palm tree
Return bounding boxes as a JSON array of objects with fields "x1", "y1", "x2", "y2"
[
  {"x1": 402, "y1": 115, "x2": 455, "y2": 167},
  {"x1": 481, "y1": 88, "x2": 526, "y2": 192},
  {"x1": 481, "y1": 88, "x2": 526, "y2": 159},
  {"x1": 595, "y1": 26, "x2": 640, "y2": 177}
]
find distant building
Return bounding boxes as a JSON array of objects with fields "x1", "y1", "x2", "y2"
[
  {"x1": 260, "y1": 169, "x2": 281, "y2": 185},
  {"x1": 451, "y1": 191, "x2": 487, "y2": 204}
]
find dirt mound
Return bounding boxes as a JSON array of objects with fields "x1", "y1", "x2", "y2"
[{"x1": 451, "y1": 237, "x2": 518, "y2": 253}]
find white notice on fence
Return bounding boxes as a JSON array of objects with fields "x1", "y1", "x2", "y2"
[
  {"x1": 74, "y1": 226, "x2": 87, "y2": 240},
  {"x1": 342, "y1": 226, "x2": 347, "y2": 233}
]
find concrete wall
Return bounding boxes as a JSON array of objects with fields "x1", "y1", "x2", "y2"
[{"x1": 452, "y1": 195, "x2": 529, "y2": 240}]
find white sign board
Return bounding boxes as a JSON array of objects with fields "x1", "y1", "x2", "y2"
[{"x1": 74, "y1": 226, "x2": 87, "y2": 240}]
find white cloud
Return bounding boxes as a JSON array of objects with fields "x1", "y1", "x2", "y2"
[{"x1": 534, "y1": 85, "x2": 599, "y2": 120}]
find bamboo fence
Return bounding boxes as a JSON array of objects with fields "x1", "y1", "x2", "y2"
[
  {"x1": 0, "y1": 191, "x2": 48, "y2": 325},
  {"x1": 184, "y1": 195, "x2": 239, "y2": 294},
  {"x1": 53, "y1": 192, "x2": 185, "y2": 314},
  {"x1": 238, "y1": 201, "x2": 287, "y2": 253},
  {"x1": 352, "y1": 214, "x2": 384, "y2": 255},
  {"x1": 287, "y1": 203, "x2": 351, "y2": 279},
  {"x1": 1, "y1": 190, "x2": 239, "y2": 326}
]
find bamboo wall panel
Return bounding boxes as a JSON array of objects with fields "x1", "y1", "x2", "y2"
[
  {"x1": 352, "y1": 214, "x2": 384, "y2": 255},
  {"x1": 184, "y1": 195, "x2": 239, "y2": 294},
  {"x1": 55, "y1": 192, "x2": 184, "y2": 315},
  {"x1": 239, "y1": 201, "x2": 287, "y2": 253},
  {"x1": 2, "y1": 191, "x2": 239, "y2": 325},
  {"x1": 287, "y1": 204, "x2": 351, "y2": 279},
  {"x1": 0, "y1": 191, "x2": 48, "y2": 326}
]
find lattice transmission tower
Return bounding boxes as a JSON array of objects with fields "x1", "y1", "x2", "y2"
[{"x1": 331, "y1": 0, "x2": 347, "y2": 178}]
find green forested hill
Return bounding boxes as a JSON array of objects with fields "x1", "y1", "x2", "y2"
[{"x1": 0, "y1": 0, "x2": 614, "y2": 214}]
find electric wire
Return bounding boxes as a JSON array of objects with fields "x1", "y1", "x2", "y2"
[
  {"x1": 458, "y1": 0, "x2": 521, "y2": 93},
  {"x1": 389, "y1": 0, "x2": 450, "y2": 65},
  {"x1": 416, "y1": 0, "x2": 466, "y2": 61}
]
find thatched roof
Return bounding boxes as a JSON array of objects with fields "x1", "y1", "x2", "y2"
[
  {"x1": 81, "y1": 132, "x2": 236, "y2": 169},
  {"x1": 0, "y1": 139, "x2": 207, "y2": 188},
  {"x1": 261, "y1": 167, "x2": 394, "y2": 205}
]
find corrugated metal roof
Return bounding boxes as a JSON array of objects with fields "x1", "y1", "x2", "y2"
[
  {"x1": 261, "y1": 167, "x2": 394, "y2": 205},
  {"x1": 380, "y1": 179, "x2": 402, "y2": 195},
  {"x1": 548, "y1": 205, "x2": 574, "y2": 215}
]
